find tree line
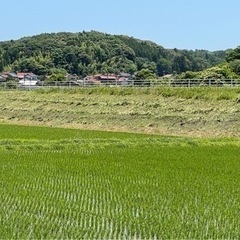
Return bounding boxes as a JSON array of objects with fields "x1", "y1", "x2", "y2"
[{"x1": 0, "y1": 31, "x2": 231, "y2": 80}]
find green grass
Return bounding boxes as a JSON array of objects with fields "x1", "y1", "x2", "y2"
[
  {"x1": 0, "y1": 124, "x2": 240, "y2": 238},
  {"x1": 35, "y1": 86, "x2": 240, "y2": 101}
]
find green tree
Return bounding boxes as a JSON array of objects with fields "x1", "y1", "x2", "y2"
[
  {"x1": 48, "y1": 73, "x2": 65, "y2": 82},
  {"x1": 135, "y1": 68, "x2": 156, "y2": 80},
  {"x1": 0, "y1": 31, "x2": 227, "y2": 77},
  {"x1": 229, "y1": 59, "x2": 240, "y2": 75},
  {"x1": 226, "y1": 46, "x2": 240, "y2": 62}
]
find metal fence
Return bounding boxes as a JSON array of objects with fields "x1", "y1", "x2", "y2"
[{"x1": 0, "y1": 79, "x2": 240, "y2": 90}]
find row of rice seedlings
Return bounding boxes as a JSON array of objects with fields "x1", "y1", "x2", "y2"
[{"x1": 0, "y1": 131, "x2": 240, "y2": 238}]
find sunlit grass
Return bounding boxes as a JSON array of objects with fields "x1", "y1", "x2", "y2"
[
  {"x1": 0, "y1": 124, "x2": 240, "y2": 238},
  {"x1": 35, "y1": 86, "x2": 240, "y2": 101}
]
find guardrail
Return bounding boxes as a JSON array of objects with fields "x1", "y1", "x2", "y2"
[{"x1": 0, "y1": 79, "x2": 240, "y2": 90}]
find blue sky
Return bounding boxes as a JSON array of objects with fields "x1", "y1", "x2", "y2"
[{"x1": 1, "y1": 0, "x2": 240, "y2": 51}]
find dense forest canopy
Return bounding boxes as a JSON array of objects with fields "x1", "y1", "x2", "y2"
[
  {"x1": 176, "y1": 46, "x2": 240, "y2": 79},
  {"x1": 0, "y1": 31, "x2": 234, "y2": 78}
]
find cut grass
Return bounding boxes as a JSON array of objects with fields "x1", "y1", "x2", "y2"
[
  {"x1": 35, "y1": 86, "x2": 240, "y2": 101},
  {"x1": 0, "y1": 87, "x2": 239, "y2": 137}
]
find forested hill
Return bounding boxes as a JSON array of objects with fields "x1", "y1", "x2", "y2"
[{"x1": 0, "y1": 31, "x2": 227, "y2": 77}]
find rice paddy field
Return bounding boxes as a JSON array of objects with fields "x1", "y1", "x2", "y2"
[{"x1": 1, "y1": 123, "x2": 240, "y2": 239}]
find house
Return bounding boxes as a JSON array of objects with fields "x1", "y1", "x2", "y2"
[
  {"x1": 8, "y1": 72, "x2": 18, "y2": 79},
  {"x1": 17, "y1": 72, "x2": 39, "y2": 86},
  {"x1": 17, "y1": 72, "x2": 38, "y2": 80},
  {"x1": 83, "y1": 75, "x2": 100, "y2": 85},
  {"x1": 1, "y1": 73, "x2": 9, "y2": 79},
  {"x1": 117, "y1": 73, "x2": 134, "y2": 86},
  {"x1": 19, "y1": 79, "x2": 39, "y2": 86},
  {"x1": 84, "y1": 73, "x2": 135, "y2": 86},
  {"x1": 17, "y1": 72, "x2": 28, "y2": 80},
  {"x1": 117, "y1": 72, "x2": 132, "y2": 79},
  {"x1": 94, "y1": 74, "x2": 117, "y2": 83},
  {"x1": 84, "y1": 74, "x2": 117, "y2": 85},
  {"x1": 1, "y1": 72, "x2": 18, "y2": 80}
]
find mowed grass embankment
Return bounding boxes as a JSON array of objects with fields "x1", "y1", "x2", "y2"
[
  {"x1": 0, "y1": 124, "x2": 240, "y2": 238},
  {"x1": 0, "y1": 87, "x2": 239, "y2": 137}
]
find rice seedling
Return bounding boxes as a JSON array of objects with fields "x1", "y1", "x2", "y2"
[{"x1": 0, "y1": 124, "x2": 239, "y2": 238}]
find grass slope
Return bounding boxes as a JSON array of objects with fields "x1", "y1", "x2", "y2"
[
  {"x1": 0, "y1": 87, "x2": 239, "y2": 137},
  {"x1": 0, "y1": 124, "x2": 240, "y2": 238}
]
